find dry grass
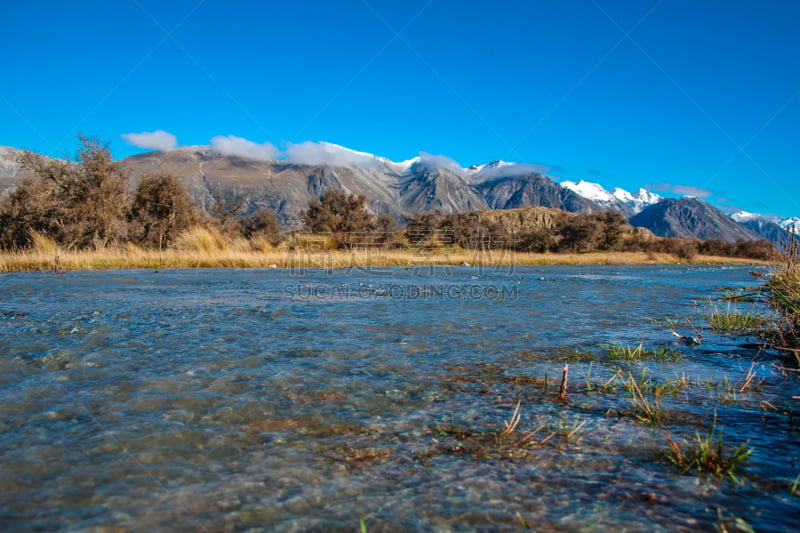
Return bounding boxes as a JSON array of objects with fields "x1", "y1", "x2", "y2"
[
  {"x1": 175, "y1": 227, "x2": 229, "y2": 252},
  {"x1": 29, "y1": 230, "x2": 58, "y2": 255},
  {"x1": 0, "y1": 244, "x2": 771, "y2": 273},
  {"x1": 767, "y1": 260, "x2": 800, "y2": 361}
]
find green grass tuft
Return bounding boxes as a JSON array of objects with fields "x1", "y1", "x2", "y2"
[
  {"x1": 664, "y1": 421, "x2": 751, "y2": 482},
  {"x1": 625, "y1": 372, "x2": 664, "y2": 425},
  {"x1": 606, "y1": 343, "x2": 682, "y2": 362},
  {"x1": 706, "y1": 306, "x2": 771, "y2": 335}
]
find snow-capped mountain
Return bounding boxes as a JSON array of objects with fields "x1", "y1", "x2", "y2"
[
  {"x1": 779, "y1": 217, "x2": 799, "y2": 234},
  {"x1": 612, "y1": 187, "x2": 662, "y2": 214},
  {"x1": 560, "y1": 179, "x2": 661, "y2": 216},
  {"x1": 730, "y1": 210, "x2": 761, "y2": 223},
  {"x1": 1, "y1": 141, "x2": 793, "y2": 240},
  {"x1": 731, "y1": 210, "x2": 799, "y2": 238},
  {"x1": 560, "y1": 180, "x2": 616, "y2": 204}
]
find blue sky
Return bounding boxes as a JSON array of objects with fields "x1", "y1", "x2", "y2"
[{"x1": 3, "y1": 1, "x2": 799, "y2": 218}]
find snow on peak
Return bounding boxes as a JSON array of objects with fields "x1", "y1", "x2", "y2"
[
  {"x1": 611, "y1": 187, "x2": 634, "y2": 203},
  {"x1": 635, "y1": 188, "x2": 660, "y2": 203},
  {"x1": 318, "y1": 141, "x2": 380, "y2": 160},
  {"x1": 560, "y1": 180, "x2": 616, "y2": 203},
  {"x1": 391, "y1": 156, "x2": 421, "y2": 173},
  {"x1": 779, "y1": 217, "x2": 800, "y2": 233},
  {"x1": 730, "y1": 210, "x2": 760, "y2": 223},
  {"x1": 561, "y1": 179, "x2": 661, "y2": 213},
  {"x1": 614, "y1": 187, "x2": 661, "y2": 212},
  {"x1": 469, "y1": 161, "x2": 548, "y2": 181},
  {"x1": 468, "y1": 160, "x2": 514, "y2": 172},
  {"x1": 728, "y1": 212, "x2": 800, "y2": 234}
]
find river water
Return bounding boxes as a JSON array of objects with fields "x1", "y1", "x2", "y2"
[{"x1": 0, "y1": 265, "x2": 798, "y2": 531}]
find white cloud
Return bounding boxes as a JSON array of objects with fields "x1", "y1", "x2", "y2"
[
  {"x1": 284, "y1": 141, "x2": 381, "y2": 168},
  {"x1": 418, "y1": 152, "x2": 465, "y2": 175},
  {"x1": 121, "y1": 130, "x2": 178, "y2": 151},
  {"x1": 672, "y1": 185, "x2": 712, "y2": 198},
  {"x1": 476, "y1": 162, "x2": 550, "y2": 179},
  {"x1": 650, "y1": 183, "x2": 713, "y2": 198},
  {"x1": 210, "y1": 135, "x2": 280, "y2": 161}
]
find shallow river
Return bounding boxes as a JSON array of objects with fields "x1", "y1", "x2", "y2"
[{"x1": 1, "y1": 265, "x2": 798, "y2": 531}]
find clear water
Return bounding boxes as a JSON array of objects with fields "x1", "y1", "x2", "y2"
[{"x1": 1, "y1": 265, "x2": 798, "y2": 531}]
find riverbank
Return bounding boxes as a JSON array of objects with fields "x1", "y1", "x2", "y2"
[{"x1": 0, "y1": 247, "x2": 771, "y2": 272}]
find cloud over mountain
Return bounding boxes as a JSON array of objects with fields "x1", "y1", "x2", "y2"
[
  {"x1": 284, "y1": 141, "x2": 382, "y2": 168},
  {"x1": 210, "y1": 135, "x2": 280, "y2": 161},
  {"x1": 418, "y1": 152, "x2": 464, "y2": 175},
  {"x1": 650, "y1": 183, "x2": 713, "y2": 199},
  {"x1": 121, "y1": 130, "x2": 178, "y2": 151},
  {"x1": 476, "y1": 162, "x2": 550, "y2": 179}
]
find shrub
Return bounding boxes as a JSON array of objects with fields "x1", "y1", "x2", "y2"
[
  {"x1": 515, "y1": 227, "x2": 554, "y2": 252},
  {"x1": 732, "y1": 239, "x2": 773, "y2": 260},
  {"x1": 239, "y1": 208, "x2": 282, "y2": 246},
  {"x1": 129, "y1": 173, "x2": 198, "y2": 248},
  {"x1": 0, "y1": 175, "x2": 64, "y2": 249},
  {"x1": 0, "y1": 136, "x2": 128, "y2": 249},
  {"x1": 767, "y1": 265, "x2": 800, "y2": 355},
  {"x1": 699, "y1": 238, "x2": 732, "y2": 257},
  {"x1": 594, "y1": 211, "x2": 628, "y2": 250},
  {"x1": 302, "y1": 189, "x2": 375, "y2": 234},
  {"x1": 553, "y1": 213, "x2": 603, "y2": 252},
  {"x1": 653, "y1": 238, "x2": 698, "y2": 261}
]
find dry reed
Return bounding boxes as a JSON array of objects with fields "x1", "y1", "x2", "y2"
[{"x1": 0, "y1": 242, "x2": 772, "y2": 273}]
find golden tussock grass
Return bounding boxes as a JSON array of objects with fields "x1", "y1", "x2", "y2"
[
  {"x1": 0, "y1": 243, "x2": 772, "y2": 273},
  {"x1": 29, "y1": 230, "x2": 58, "y2": 255},
  {"x1": 175, "y1": 227, "x2": 229, "y2": 252}
]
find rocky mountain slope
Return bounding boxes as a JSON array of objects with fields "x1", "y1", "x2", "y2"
[
  {"x1": 0, "y1": 146, "x2": 33, "y2": 195},
  {"x1": 630, "y1": 197, "x2": 761, "y2": 242},
  {"x1": 563, "y1": 179, "x2": 793, "y2": 243},
  {"x1": 1, "y1": 144, "x2": 792, "y2": 242},
  {"x1": 116, "y1": 146, "x2": 600, "y2": 228}
]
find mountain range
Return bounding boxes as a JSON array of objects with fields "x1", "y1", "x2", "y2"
[
  {"x1": 559, "y1": 179, "x2": 662, "y2": 217},
  {"x1": 0, "y1": 143, "x2": 795, "y2": 244}
]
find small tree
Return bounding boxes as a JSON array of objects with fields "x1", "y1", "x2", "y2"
[
  {"x1": 0, "y1": 174, "x2": 65, "y2": 249},
  {"x1": 302, "y1": 189, "x2": 375, "y2": 234},
  {"x1": 403, "y1": 212, "x2": 440, "y2": 245},
  {"x1": 554, "y1": 213, "x2": 603, "y2": 252},
  {"x1": 516, "y1": 227, "x2": 554, "y2": 253},
  {"x1": 594, "y1": 211, "x2": 627, "y2": 250},
  {"x1": 129, "y1": 173, "x2": 198, "y2": 248},
  {"x1": 436, "y1": 212, "x2": 506, "y2": 249},
  {"x1": 0, "y1": 136, "x2": 128, "y2": 249},
  {"x1": 61, "y1": 136, "x2": 128, "y2": 248},
  {"x1": 239, "y1": 208, "x2": 282, "y2": 246},
  {"x1": 210, "y1": 194, "x2": 245, "y2": 236}
]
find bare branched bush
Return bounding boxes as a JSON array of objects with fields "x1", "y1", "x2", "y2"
[
  {"x1": 238, "y1": 208, "x2": 282, "y2": 246},
  {"x1": 129, "y1": 173, "x2": 198, "y2": 248},
  {"x1": 0, "y1": 136, "x2": 127, "y2": 249},
  {"x1": 302, "y1": 189, "x2": 375, "y2": 235}
]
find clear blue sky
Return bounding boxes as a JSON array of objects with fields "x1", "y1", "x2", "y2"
[{"x1": 3, "y1": 1, "x2": 799, "y2": 218}]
